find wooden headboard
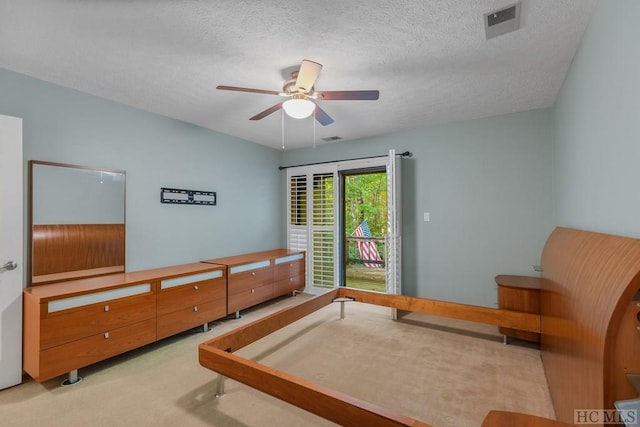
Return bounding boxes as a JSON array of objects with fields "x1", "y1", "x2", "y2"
[
  {"x1": 31, "y1": 224, "x2": 125, "y2": 285},
  {"x1": 540, "y1": 227, "x2": 640, "y2": 423}
]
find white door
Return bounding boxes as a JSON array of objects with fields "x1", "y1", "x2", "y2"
[{"x1": 0, "y1": 114, "x2": 24, "y2": 389}]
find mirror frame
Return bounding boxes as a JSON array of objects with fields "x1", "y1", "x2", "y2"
[{"x1": 29, "y1": 160, "x2": 126, "y2": 286}]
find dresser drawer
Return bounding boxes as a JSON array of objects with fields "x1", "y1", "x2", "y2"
[
  {"x1": 40, "y1": 292, "x2": 155, "y2": 350},
  {"x1": 157, "y1": 277, "x2": 225, "y2": 316},
  {"x1": 273, "y1": 275, "x2": 305, "y2": 297},
  {"x1": 156, "y1": 298, "x2": 227, "y2": 340},
  {"x1": 228, "y1": 266, "x2": 272, "y2": 295},
  {"x1": 37, "y1": 317, "x2": 156, "y2": 382},
  {"x1": 273, "y1": 255, "x2": 305, "y2": 281},
  {"x1": 228, "y1": 283, "x2": 273, "y2": 314}
]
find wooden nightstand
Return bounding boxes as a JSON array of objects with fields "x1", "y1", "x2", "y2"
[{"x1": 495, "y1": 274, "x2": 541, "y2": 344}]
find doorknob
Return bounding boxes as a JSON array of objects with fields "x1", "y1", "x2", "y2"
[{"x1": 0, "y1": 261, "x2": 17, "y2": 273}]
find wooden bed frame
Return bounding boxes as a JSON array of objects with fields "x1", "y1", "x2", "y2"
[
  {"x1": 199, "y1": 287, "x2": 540, "y2": 427},
  {"x1": 200, "y1": 227, "x2": 640, "y2": 427},
  {"x1": 540, "y1": 227, "x2": 640, "y2": 422}
]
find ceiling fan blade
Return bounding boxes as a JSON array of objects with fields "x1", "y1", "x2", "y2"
[
  {"x1": 249, "y1": 103, "x2": 283, "y2": 120},
  {"x1": 313, "y1": 105, "x2": 334, "y2": 126},
  {"x1": 217, "y1": 85, "x2": 281, "y2": 96},
  {"x1": 295, "y1": 60, "x2": 322, "y2": 93},
  {"x1": 316, "y1": 90, "x2": 380, "y2": 101}
]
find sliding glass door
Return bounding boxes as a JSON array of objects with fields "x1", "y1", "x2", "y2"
[{"x1": 286, "y1": 150, "x2": 401, "y2": 295}]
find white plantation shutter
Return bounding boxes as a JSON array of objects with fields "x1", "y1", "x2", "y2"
[
  {"x1": 288, "y1": 175, "x2": 308, "y2": 253},
  {"x1": 289, "y1": 228, "x2": 307, "y2": 253},
  {"x1": 286, "y1": 167, "x2": 338, "y2": 293},
  {"x1": 311, "y1": 173, "x2": 335, "y2": 288},
  {"x1": 289, "y1": 175, "x2": 307, "y2": 227},
  {"x1": 386, "y1": 149, "x2": 402, "y2": 296}
]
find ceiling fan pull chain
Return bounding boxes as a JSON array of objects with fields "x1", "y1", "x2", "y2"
[
  {"x1": 313, "y1": 110, "x2": 316, "y2": 149},
  {"x1": 281, "y1": 108, "x2": 285, "y2": 151}
]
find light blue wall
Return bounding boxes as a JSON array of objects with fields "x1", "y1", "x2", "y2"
[
  {"x1": 0, "y1": 68, "x2": 284, "y2": 271},
  {"x1": 553, "y1": 0, "x2": 640, "y2": 237},
  {"x1": 283, "y1": 109, "x2": 554, "y2": 306}
]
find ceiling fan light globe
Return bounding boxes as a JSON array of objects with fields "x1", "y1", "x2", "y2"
[{"x1": 282, "y1": 99, "x2": 316, "y2": 119}]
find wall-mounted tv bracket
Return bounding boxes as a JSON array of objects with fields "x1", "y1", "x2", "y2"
[{"x1": 160, "y1": 187, "x2": 217, "y2": 205}]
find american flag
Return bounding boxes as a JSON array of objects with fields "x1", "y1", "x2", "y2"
[{"x1": 352, "y1": 220, "x2": 382, "y2": 268}]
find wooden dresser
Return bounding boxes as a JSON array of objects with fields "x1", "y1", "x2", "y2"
[
  {"x1": 202, "y1": 249, "x2": 305, "y2": 317},
  {"x1": 23, "y1": 262, "x2": 226, "y2": 383},
  {"x1": 155, "y1": 266, "x2": 227, "y2": 340}
]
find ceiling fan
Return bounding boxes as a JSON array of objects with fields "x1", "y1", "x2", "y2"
[{"x1": 216, "y1": 59, "x2": 379, "y2": 126}]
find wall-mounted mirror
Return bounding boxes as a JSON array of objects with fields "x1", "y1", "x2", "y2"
[{"x1": 29, "y1": 161, "x2": 126, "y2": 286}]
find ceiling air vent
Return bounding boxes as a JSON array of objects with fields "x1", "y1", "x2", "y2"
[
  {"x1": 484, "y1": 2, "x2": 521, "y2": 40},
  {"x1": 321, "y1": 136, "x2": 342, "y2": 142}
]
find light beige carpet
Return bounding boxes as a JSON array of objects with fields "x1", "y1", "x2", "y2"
[{"x1": 0, "y1": 293, "x2": 554, "y2": 426}]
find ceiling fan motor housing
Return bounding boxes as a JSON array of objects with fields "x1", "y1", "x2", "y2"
[{"x1": 284, "y1": 71, "x2": 313, "y2": 96}]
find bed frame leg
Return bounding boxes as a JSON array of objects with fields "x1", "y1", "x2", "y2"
[
  {"x1": 332, "y1": 296, "x2": 355, "y2": 319},
  {"x1": 235, "y1": 311, "x2": 242, "y2": 319},
  {"x1": 202, "y1": 322, "x2": 210, "y2": 332},
  {"x1": 216, "y1": 375, "x2": 226, "y2": 397},
  {"x1": 60, "y1": 369, "x2": 82, "y2": 386},
  {"x1": 503, "y1": 335, "x2": 509, "y2": 345}
]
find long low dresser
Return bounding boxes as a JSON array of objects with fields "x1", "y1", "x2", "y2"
[
  {"x1": 23, "y1": 262, "x2": 226, "y2": 383},
  {"x1": 202, "y1": 249, "x2": 306, "y2": 317}
]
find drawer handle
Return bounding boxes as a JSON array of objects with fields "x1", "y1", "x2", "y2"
[
  {"x1": 251, "y1": 272, "x2": 256, "y2": 276},
  {"x1": 251, "y1": 289, "x2": 255, "y2": 294},
  {"x1": 193, "y1": 306, "x2": 198, "y2": 312},
  {"x1": 104, "y1": 332, "x2": 110, "y2": 339},
  {"x1": 290, "y1": 263, "x2": 293, "y2": 268},
  {"x1": 194, "y1": 285, "x2": 199, "y2": 291},
  {"x1": 104, "y1": 305, "x2": 109, "y2": 312},
  {"x1": 290, "y1": 277, "x2": 293, "y2": 282}
]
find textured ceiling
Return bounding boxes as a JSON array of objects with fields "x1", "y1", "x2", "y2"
[{"x1": 0, "y1": 1, "x2": 597, "y2": 150}]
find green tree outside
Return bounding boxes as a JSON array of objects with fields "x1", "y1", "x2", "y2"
[{"x1": 344, "y1": 171, "x2": 387, "y2": 266}]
